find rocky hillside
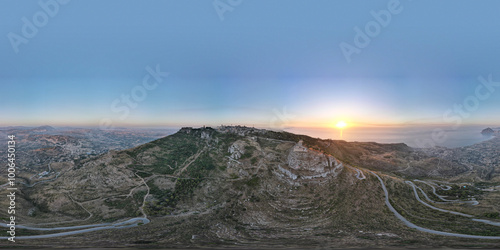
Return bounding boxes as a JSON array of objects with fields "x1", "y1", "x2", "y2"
[{"x1": 1, "y1": 126, "x2": 499, "y2": 248}]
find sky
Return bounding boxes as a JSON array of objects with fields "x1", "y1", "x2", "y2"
[{"x1": 1, "y1": 0, "x2": 500, "y2": 129}]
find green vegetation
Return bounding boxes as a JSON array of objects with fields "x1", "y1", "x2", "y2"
[
  {"x1": 436, "y1": 185, "x2": 483, "y2": 199},
  {"x1": 104, "y1": 198, "x2": 131, "y2": 209},
  {"x1": 240, "y1": 145, "x2": 256, "y2": 159},
  {"x1": 184, "y1": 152, "x2": 215, "y2": 178},
  {"x1": 255, "y1": 137, "x2": 278, "y2": 149},
  {"x1": 146, "y1": 178, "x2": 202, "y2": 215},
  {"x1": 245, "y1": 176, "x2": 260, "y2": 187},
  {"x1": 220, "y1": 133, "x2": 244, "y2": 146},
  {"x1": 145, "y1": 150, "x2": 216, "y2": 215},
  {"x1": 261, "y1": 130, "x2": 329, "y2": 153},
  {"x1": 260, "y1": 130, "x2": 301, "y2": 142},
  {"x1": 483, "y1": 212, "x2": 500, "y2": 219},
  {"x1": 474, "y1": 181, "x2": 500, "y2": 189},
  {"x1": 174, "y1": 179, "x2": 202, "y2": 200},
  {"x1": 147, "y1": 180, "x2": 168, "y2": 197},
  {"x1": 136, "y1": 171, "x2": 152, "y2": 178},
  {"x1": 250, "y1": 157, "x2": 258, "y2": 165},
  {"x1": 134, "y1": 190, "x2": 147, "y2": 204},
  {"x1": 104, "y1": 197, "x2": 139, "y2": 217},
  {"x1": 129, "y1": 132, "x2": 201, "y2": 174}
]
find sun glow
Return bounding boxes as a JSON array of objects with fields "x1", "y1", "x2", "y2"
[
  {"x1": 334, "y1": 120, "x2": 348, "y2": 139},
  {"x1": 336, "y1": 121, "x2": 347, "y2": 129}
]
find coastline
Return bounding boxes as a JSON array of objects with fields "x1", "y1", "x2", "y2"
[{"x1": 285, "y1": 126, "x2": 497, "y2": 149}]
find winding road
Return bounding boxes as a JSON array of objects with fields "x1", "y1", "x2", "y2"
[
  {"x1": 414, "y1": 179, "x2": 478, "y2": 205},
  {"x1": 346, "y1": 165, "x2": 366, "y2": 180},
  {"x1": 368, "y1": 170, "x2": 500, "y2": 240},
  {"x1": 0, "y1": 217, "x2": 149, "y2": 240},
  {"x1": 406, "y1": 181, "x2": 473, "y2": 217},
  {"x1": 407, "y1": 181, "x2": 500, "y2": 227},
  {"x1": 1, "y1": 173, "x2": 151, "y2": 240},
  {"x1": 3, "y1": 162, "x2": 499, "y2": 240}
]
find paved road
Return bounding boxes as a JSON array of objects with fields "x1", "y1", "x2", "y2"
[
  {"x1": 407, "y1": 181, "x2": 500, "y2": 227},
  {"x1": 0, "y1": 222, "x2": 112, "y2": 231},
  {"x1": 0, "y1": 217, "x2": 149, "y2": 240},
  {"x1": 346, "y1": 165, "x2": 366, "y2": 180},
  {"x1": 414, "y1": 180, "x2": 478, "y2": 205},
  {"x1": 368, "y1": 170, "x2": 500, "y2": 240},
  {"x1": 1, "y1": 169, "x2": 152, "y2": 240},
  {"x1": 406, "y1": 181, "x2": 473, "y2": 217}
]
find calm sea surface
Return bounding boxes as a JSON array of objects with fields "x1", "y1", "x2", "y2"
[{"x1": 285, "y1": 126, "x2": 496, "y2": 148}]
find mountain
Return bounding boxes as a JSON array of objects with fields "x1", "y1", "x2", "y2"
[
  {"x1": 32, "y1": 125, "x2": 56, "y2": 132},
  {"x1": 481, "y1": 128, "x2": 495, "y2": 135},
  {"x1": 1, "y1": 126, "x2": 499, "y2": 248}
]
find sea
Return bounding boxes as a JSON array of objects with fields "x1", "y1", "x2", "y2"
[{"x1": 285, "y1": 125, "x2": 497, "y2": 149}]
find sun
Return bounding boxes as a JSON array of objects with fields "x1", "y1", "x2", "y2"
[{"x1": 335, "y1": 121, "x2": 347, "y2": 129}]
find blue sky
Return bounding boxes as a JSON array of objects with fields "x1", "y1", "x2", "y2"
[{"x1": 1, "y1": 0, "x2": 500, "y2": 128}]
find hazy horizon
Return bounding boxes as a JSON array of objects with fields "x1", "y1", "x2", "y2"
[{"x1": 2, "y1": 123, "x2": 497, "y2": 149}]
